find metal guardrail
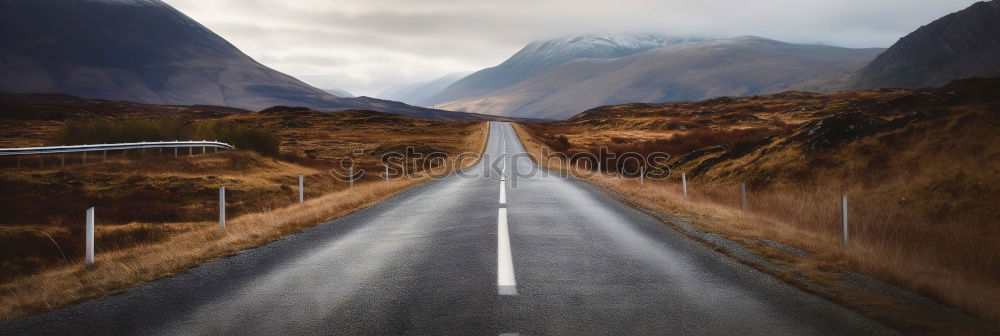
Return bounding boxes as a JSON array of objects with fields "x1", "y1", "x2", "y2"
[{"x1": 0, "y1": 141, "x2": 235, "y2": 156}]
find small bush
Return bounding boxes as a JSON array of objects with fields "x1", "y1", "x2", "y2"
[
  {"x1": 57, "y1": 119, "x2": 186, "y2": 144},
  {"x1": 193, "y1": 120, "x2": 280, "y2": 157},
  {"x1": 551, "y1": 135, "x2": 571, "y2": 151},
  {"x1": 57, "y1": 118, "x2": 280, "y2": 156}
]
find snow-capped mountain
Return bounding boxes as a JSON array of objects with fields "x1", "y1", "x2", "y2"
[
  {"x1": 427, "y1": 33, "x2": 694, "y2": 104},
  {"x1": 437, "y1": 36, "x2": 884, "y2": 119},
  {"x1": 324, "y1": 88, "x2": 354, "y2": 98},
  {"x1": 0, "y1": 0, "x2": 473, "y2": 119}
]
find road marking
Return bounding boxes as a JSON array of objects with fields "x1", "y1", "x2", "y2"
[
  {"x1": 501, "y1": 127, "x2": 507, "y2": 175},
  {"x1": 497, "y1": 208, "x2": 517, "y2": 295},
  {"x1": 501, "y1": 124, "x2": 506, "y2": 153},
  {"x1": 496, "y1": 124, "x2": 516, "y2": 295},
  {"x1": 500, "y1": 179, "x2": 506, "y2": 204}
]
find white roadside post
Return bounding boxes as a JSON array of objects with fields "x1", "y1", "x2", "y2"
[
  {"x1": 219, "y1": 186, "x2": 226, "y2": 229},
  {"x1": 350, "y1": 167, "x2": 354, "y2": 188},
  {"x1": 85, "y1": 207, "x2": 95, "y2": 265},
  {"x1": 741, "y1": 183, "x2": 748, "y2": 212},
  {"x1": 842, "y1": 194, "x2": 849, "y2": 246},
  {"x1": 640, "y1": 166, "x2": 645, "y2": 185},
  {"x1": 682, "y1": 173, "x2": 688, "y2": 198},
  {"x1": 384, "y1": 164, "x2": 389, "y2": 180},
  {"x1": 298, "y1": 175, "x2": 304, "y2": 204}
]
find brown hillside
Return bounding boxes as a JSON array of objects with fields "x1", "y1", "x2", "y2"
[{"x1": 517, "y1": 77, "x2": 1000, "y2": 321}]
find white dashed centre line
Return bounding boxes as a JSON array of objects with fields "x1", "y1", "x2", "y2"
[
  {"x1": 497, "y1": 207, "x2": 517, "y2": 295},
  {"x1": 497, "y1": 124, "x2": 516, "y2": 296},
  {"x1": 500, "y1": 178, "x2": 506, "y2": 204}
]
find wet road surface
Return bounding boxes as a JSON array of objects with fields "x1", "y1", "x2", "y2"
[{"x1": 0, "y1": 122, "x2": 893, "y2": 335}]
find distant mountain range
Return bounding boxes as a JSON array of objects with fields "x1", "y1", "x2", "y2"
[
  {"x1": 3, "y1": 0, "x2": 996, "y2": 122},
  {"x1": 850, "y1": 0, "x2": 1000, "y2": 89},
  {"x1": 426, "y1": 33, "x2": 698, "y2": 106},
  {"x1": 0, "y1": 0, "x2": 478, "y2": 120},
  {"x1": 378, "y1": 72, "x2": 470, "y2": 107},
  {"x1": 422, "y1": 1, "x2": 1000, "y2": 120},
  {"x1": 433, "y1": 35, "x2": 882, "y2": 119}
]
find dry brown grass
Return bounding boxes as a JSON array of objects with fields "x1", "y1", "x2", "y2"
[
  {"x1": 0, "y1": 178, "x2": 420, "y2": 321},
  {"x1": 0, "y1": 93, "x2": 490, "y2": 322},
  {"x1": 0, "y1": 121, "x2": 488, "y2": 322},
  {"x1": 513, "y1": 116, "x2": 1000, "y2": 325},
  {"x1": 0, "y1": 98, "x2": 489, "y2": 279},
  {"x1": 0, "y1": 151, "x2": 349, "y2": 280}
]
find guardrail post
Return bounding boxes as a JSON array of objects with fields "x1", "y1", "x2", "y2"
[
  {"x1": 842, "y1": 194, "x2": 849, "y2": 246},
  {"x1": 16, "y1": 157, "x2": 20, "y2": 169},
  {"x1": 103, "y1": 150, "x2": 106, "y2": 160},
  {"x1": 201, "y1": 146, "x2": 205, "y2": 154},
  {"x1": 61, "y1": 154, "x2": 65, "y2": 167},
  {"x1": 174, "y1": 147, "x2": 178, "y2": 158},
  {"x1": 298, "y1": 175, "x2": 304, "y2": 204},
  {"x1": 39, "y1": 155, "x2": 43, "y2": 168},
  {"x1": 741, "y1": 183, "x2": 748, "y2": 211},
  {"x1": 188, "y1": 147, "x2": 192, "y2": 156},
  {"x1": 85, "y1": 207, "x2": 95, "y2": 265},
  {"x1": 82, "y1": 152, "x2": 86, "y2": 164},
  {"x1": 682, "y1": 173, "x2": 688, "y2": 198},
  {"x1": 219, "y1": 186, "x2": 226, "y2": 229}
]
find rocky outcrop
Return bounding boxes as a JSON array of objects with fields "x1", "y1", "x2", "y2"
[{"x1": 790, "y1": 113, "x2": 884, "y2": 152}]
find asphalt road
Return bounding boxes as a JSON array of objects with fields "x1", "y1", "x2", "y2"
[{"x1": 0, "y1": 122, "x2": 893, "y2": 335}]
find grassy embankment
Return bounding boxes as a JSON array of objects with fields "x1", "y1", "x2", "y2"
[
  {"x1": 0, "y1": 101, "x2": 488, "y2": 321},
  {"x1": 512, "y1": 79, "x2": 999, "y2": 325}
]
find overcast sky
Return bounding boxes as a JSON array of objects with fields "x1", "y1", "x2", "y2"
[{"x1": 163, "y1": 0, "x2": 979, "y2": 97}]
